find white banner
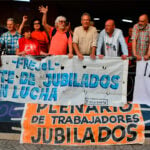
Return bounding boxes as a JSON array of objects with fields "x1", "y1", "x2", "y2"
[
  {"x1": 133, "y1": 60, "x2": 150, "y2": 105},
  {"x1": 0, "y1": 56, "x2": 128, "y2": 106}
]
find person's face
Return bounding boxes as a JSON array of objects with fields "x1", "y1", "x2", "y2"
[
  {"x1": 105, "y1": 20, "x2": 115, "y2": 34},
  {"x1": 57, "y1": 19, "x2": 66, "y2": 30},
  {"x1": 7, "y1": 20, "x2": 15, "y2": 31},
  {"x1": 128, "y1": 28, "x2": 133, "y2": 37},
  {"x1": 24, "y1": 31, "x2": 31, "y2": 39},
  {"x1": 138, "y1": 15, "x2": 148, "y2": 28},
  {"x1": 33, "y1": 20, "x2": 41, "y2": 30},
  {"x1": 81, "y1": 15, "x2": 90, "y2": 29}
]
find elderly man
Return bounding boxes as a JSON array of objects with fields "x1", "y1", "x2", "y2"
[
  {"x1": 96, "y1": 19, "x2": 128, "y2": 59},
  {"x1": 73, "y1": 12, "x2": 98, "y2": 60},
  {"x1": 39, "y1": 5, "x2": 73, "y2": 58},
  {"x1": 0, "y1": 18, "x2": 21, "y2": 55},
  {"x1": 132, "y1": 14, "x2": 150, "y2": 61}
]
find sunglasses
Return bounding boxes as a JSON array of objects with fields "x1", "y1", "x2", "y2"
[
  {"x1": 59, "y1": 20, "x2": 66, "y2": 24},
  {"x1": 34, "y1": 22, "x2": 40, "y2": 25}
]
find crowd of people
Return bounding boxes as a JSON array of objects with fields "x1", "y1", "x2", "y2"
[{"x1": 0, "y1": 5, "x2": 150, "y2": 61}]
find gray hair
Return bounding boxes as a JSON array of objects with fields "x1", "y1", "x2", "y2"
[
  {"x1": 55, "y1": 16, "x2": 66, "y2": 27},
  {"x1": 81, "y1": 12, "x2": 91, "y2": 21},
  {"x1": 7, "y1": 18, "x2": 15, "y2": 23}
]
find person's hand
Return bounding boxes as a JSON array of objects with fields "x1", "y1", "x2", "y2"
[
  {"x1": 77, "y1": 53, "x2": 84, "y2": 60},
  {"x1": 90, "y1": 53, "x2": 96, "y2": 60},
  {"x1": 20, "y1": 51, "x2": 26, "y2": 56},
  {"x1": 121, "y1": 55, "x2": 127, "y2": 60},
  {"x1": 144, "y1": 54, "x2": 149, "y2": 61},
  {"x1": 39, "y1": 5, "x2": 48, "y2": 14},
  {"x1": 134, "y1": 54, "x2": 142, "y2": 61},
  {"x1": 44, "y1": 53, "x2": 50, "y2": 56},
  {"x1": 68, "y1": 53, "x2": 73, "y2": 59},
  {"x1": 40, "y1": 52, "x2": 50, "y2": 56},
  {"x1": 22, "y1": 16, "x2": 28, "y2": 23},
  {"x1": 98, "y1": 54, "x2": 104, "y2": 59}
]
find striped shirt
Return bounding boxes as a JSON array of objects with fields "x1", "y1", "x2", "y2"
[
  {"x1": 132, "y1": 23, "x2": 150, "y2": 56},
  {"x1": 0, "y1": 31, "x2": 21, "y2": 55}
]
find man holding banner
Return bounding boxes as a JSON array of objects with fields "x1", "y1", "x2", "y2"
[
  {"x1": 73, "y1": 12, "x2": 98, "y2": 60},
  {"x1": 96, "y1": 19, "x2": 128, "y2": 59},
  {"x1": 132, "y1": 14, "x2": 150, "y2": 61}
]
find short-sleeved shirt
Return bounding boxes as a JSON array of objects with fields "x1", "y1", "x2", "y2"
[
  {"x1": 48, "y1": 27, "x2": 72, "y2": 55},
  {"x1": 73, "y1": 26, "x2": 98, "y2": 55},
  {"x1": 31, "y1": 31, "x2": 49, "y2": 53},
  {"x1": 132, "y1": 23, "x2": 150, "y2": 56},
  {"x1": 18, "y1": 37, "x2": 40, "y2": 55},
  {"x1": 0, "y1": 31, "x2": 21, "y2": 55}
]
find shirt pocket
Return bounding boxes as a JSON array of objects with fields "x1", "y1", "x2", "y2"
[
  {"x1": 6, "y1": 38, "x2": 12, "y2": 47},
  {"x1": 142, "y1": 33, "x2": 149, "y2": 43},
  {"x1": 79, "y1": 36, "x2": 86, "y2": 44}
]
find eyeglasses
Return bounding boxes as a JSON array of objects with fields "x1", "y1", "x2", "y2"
[
  {"x1": 59, "y1": 20, "x2": 66, "y2": 24},
  {"x1": 34, "y1": 22, "x2": 40, "y2": 25}
]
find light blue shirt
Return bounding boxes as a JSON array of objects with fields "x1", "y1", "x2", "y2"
[{"x1": 96, "y1": 28, "x2": 128, "y2": 56}]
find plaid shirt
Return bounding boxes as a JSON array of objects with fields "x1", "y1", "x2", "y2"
[
  {"x1": 132, "y1": 23, "x2": 150, "y2": 56},
  {"x1": 0, "y1": 31, "x2": 21, "y2": 55}
]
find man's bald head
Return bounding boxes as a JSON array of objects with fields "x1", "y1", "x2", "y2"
[
  {"x1": 105, "y1": 19, "x2": 115, "y2": 35},
  {"x1": 138, "y1": 14, "x2": 149, "y2": 28},
  {"x1": 105, "y1": 19, "x2": 115, "y2": 26}
]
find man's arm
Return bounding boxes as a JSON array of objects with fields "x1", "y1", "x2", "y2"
[
  {"x1": 68, "y1": 43, "x2": 73, "y2": 58},
  {"x1": 131, "y1": 25, "x2": 137, "y2": 56},
  {"x1": 118, "y1": 30, "x2": 128, "y2": 59},
  {"x1": 132, "y1": 39, "x2": 142, "y2": 60},
  {"x1": 90, "y1": 28, "x2": 98, "y2": 59},
  {"x1": 143, "y1": 43, "x2": 150, "y2": 60},
  {"x1": 72, "y1": 28, "x2": 84, "y2": 60},
  {"x1": 39, "y1": 5, "x2": 51, "y2": 33},
  {"x1": 96, "y1": 30, "x2": 104, "y2": 59},
  {"x1": 143, "y1": 28, "x2": 150, "y2": 60},
  {"x1": 147, "y1": 44, "x2": 150, "y2": 56},
  {"x1": 132, "y1": 25, "x2": 142, "y2": 60},
  {"x1": 132, "y1": 39, "x2": 137, "y2": 56},
  {"x1": 90, "y1": 46, "x2": 96, "y2": 59},
  {"x1": 67, "y1": 34, "x2": 73, "y2": 58},
  {"x1": 73, "y1": 43, "x2": 83, "y2": 60}
]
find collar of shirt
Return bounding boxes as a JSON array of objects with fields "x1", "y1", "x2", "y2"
[
  {"x1": 8, "y1": 31, "x2": 19, "y2": 36},
  {"x1": 137, "y1": 23, "x2": 149, "y2": 31},
  {"x1": 82, "y1": 26, "x2": 91, "y2": 32}
]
